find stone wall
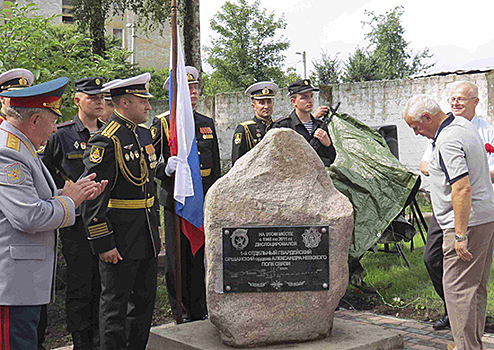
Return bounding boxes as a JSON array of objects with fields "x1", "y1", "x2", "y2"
[{"x1": 149, "y1": 70, "x2": 494, "y2": 176}]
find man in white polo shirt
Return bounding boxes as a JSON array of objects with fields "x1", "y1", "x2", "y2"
[
  {"x1": 403, "y1": 94, "x2": 494, "y2": 350},
  {"x1": 419, "y1": 81, "x2": 494, "y2": 331}
]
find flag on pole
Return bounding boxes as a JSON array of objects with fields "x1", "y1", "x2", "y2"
[{"x1": 168, "y1": 24, "x2": 205, "y2": 255}]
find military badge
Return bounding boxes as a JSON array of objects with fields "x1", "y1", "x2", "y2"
[
  {"x1": 234, "y1": 133, "x2": 242, "y2": 145},
  {"x1": 230, "y1": 229, "x2": 249, "y2": 250},
  {"x1": 130, "y1": 151, "x2": 135, "y2": 160},
  {"x1": 81, "y1": 142, "x2": 86, "y2": 150},
  {"x1": 125, "y1": 153, "x2": 130, "y2": 162},
  {"x1": 19, "y1": 76, "x2": 28, "y2": 86},
  {"x1": 134, "y1": 150, "x2": 140, "y2": 159},
  {"x1": 145, "y1": 144, "x2": 155, "y2": 156},
  {"x1": 302, "y1": 227, "x2": 322, "y2": 249},
  {"x1": 95, "y1": 78, "x2": 101, "y2": 86},
  {"x1": 4, "y1": 162, "x2": 25, "y2": 185},
  {"x1": 124, "y1": 143, "x2": 133, "y2": 150},
  {"x1": 36, "y1": 145, "x2": 46, "y2": 155},
  {"x1": 89, "y1": 145, "x2": 104, "y2": 163},
  {"x1": 74, "y1": 141, "x2": 79, "y2": 149},
  {"x1": 150, "y1": 126, "x2": 158, "y2": 139}
]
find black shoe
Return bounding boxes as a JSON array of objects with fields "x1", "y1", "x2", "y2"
[{"x1": 433, "y1": 315, "x2": 450, "y2": 330}]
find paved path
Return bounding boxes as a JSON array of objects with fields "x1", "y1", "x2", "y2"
[
  {"x1": 53, "y1": 308, "x2": 494, "y2": 349},
  {"x1": 335, "y1": 308, "x2": 494, "y2": 350}
]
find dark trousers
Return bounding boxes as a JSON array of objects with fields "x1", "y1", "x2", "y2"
[
  {"x1": 164, "y1": 209, "x2": 207, "y2": 321},
  {"x1": 60, "y1": 218, "x2": 100, "y2": 334},
  {"x1": 37, "y1": 304, "x2": 47, "y2": 349},
  {"x1": 99, "y1": 256, "x2": 157, "y2": 350},
  {"x1": 1, "y1": 305, "x2": 41, "y2": 350},
  {"x1": 423, "y1": 213, "x2": 447, "y2": 314}
]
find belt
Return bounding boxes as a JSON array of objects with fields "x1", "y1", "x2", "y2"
[{"x1": 108, "y1": 197, "x2": 155, "y2": 209}]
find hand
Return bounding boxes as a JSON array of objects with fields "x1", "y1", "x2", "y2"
[
  {"x1": 165, "y1": 156, "x2": 180, "y2": 177},
  {"x1": 313, "y1": 129, "x2": 332, "y2": 147},
  {"x1": 454, "y1": 239, "x2": 472, "y2": 261},
  {"x1": 99, "y1": 248, "x2": 123, "y2": 264},
  {"x1": 313, "y1": 105, "x2": 329, "y2": 119},
  {"x1": 87, "y1": 177, "x2": 108, "y2": 200},
  {"x1": 62, "y1": 173, "x2": 102, "y2": 207}
]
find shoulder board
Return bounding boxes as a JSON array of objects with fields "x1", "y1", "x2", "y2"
[
  {"x1": 195, "y1": 111, "x2": 212, "y2": 120},
  {"x1": 240, "y1": 120, "x2": 256, "y2": 126},
  {"x1": 156, "y1": 111, "x2": 170, "y2": 119},
  {"x1": 138, "y1": 123, "x2": 149, "y2": 129},
  {"x1": 6, "y1": 133, "x2": 21, "y2": 151},
  {"x1": 56, "y1": 120, "x2": 75, "y2": 128},
  {"x1": 272, "y1": 115, "x2": 290, "y2": 123},
  {"x1": 101, "y1": 120, "x2": 121, "y2": 138}
]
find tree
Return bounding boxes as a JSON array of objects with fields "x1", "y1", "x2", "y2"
[
  {"x1": 205, "y1": 0, "x2": 290, "y2": 93},
  {"x1": 72, "y1": 0, "x2": 173, "y2": 57},
  {"x1": 0, "y1": 2, "x2": 168, "y2": 119},
  {"x1": 311, "y1": 6, "x2": 434, "y2": 83},
  {"x1": 311, "y1": 52, "x2": 341, "y2": 85},
  {"x1": 362, "y1": 6, "x2": 433, "y2": 80},
  {"x1": 343, "y1": 47, "x2": 380, "y2": 82}
]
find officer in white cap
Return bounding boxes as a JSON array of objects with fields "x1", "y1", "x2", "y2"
[
  {"x1": 82, "y1": 72, "x2": 161, "y2": 350},
  {"x1": 231, "y1": 81, "x2": 279, "y2": 165},
  {"x1": 0, "y1": 68, "x2": 35, "y2": 120},
  {"x1": 151, "y1": 66, "x2": 221, "y2": 323}
]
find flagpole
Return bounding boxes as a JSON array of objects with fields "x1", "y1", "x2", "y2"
[{"x1": 171, "y1": 0, "x2": 183, "y2": 325}]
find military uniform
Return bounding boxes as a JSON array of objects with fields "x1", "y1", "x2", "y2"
[
  {"x1": 42, "y1": 115, "x2": 104, "y2": 345},
  {"x1": 82, "y1": 110, "x2": 160, "y2": 350},
  {"x1": 152, "y1": 109, "x2": 221, "y2": 322},
  {"x1": 82, "y1": 72, "x2": 160, "y2": 350},
  {"x1": 0, "y1": 77, "x2": 74, "y2": 350},
  {"x1": 270, "y1": 110, "x2": 336, "y2": 166},
  {"x1": 232, "y1": 117, "x2": 271, "y2": 165},
  {"x1": 232, "y1": 81, "x2": 279, "y2": 165}
]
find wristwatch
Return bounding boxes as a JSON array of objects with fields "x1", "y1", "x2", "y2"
[{"x1": 455, "y1": 234, "x2": 468, "y2": 242}]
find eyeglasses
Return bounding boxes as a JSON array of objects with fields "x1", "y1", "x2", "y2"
[{"x1": 448, "y1": 97, "x2": 477, "y2": 104}]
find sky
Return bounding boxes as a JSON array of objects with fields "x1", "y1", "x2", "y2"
[{"x1": 200, "y1": 0, "x2": 494, "y2": 78}]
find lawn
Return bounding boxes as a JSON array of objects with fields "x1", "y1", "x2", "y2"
[{"x1": 352, "y1": 217, "x2": 494, "y2": 325}]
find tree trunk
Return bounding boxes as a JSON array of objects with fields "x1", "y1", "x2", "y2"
[
  {"x1": 183, "y1": 0, "x2": 202, "y2": 90},
  {"x1": 90, "y1": 0, "x2": 106, "y2": 57}
]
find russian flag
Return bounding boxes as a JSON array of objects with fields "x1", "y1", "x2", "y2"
[{"x1": 168, "y1": 25, "x2": 205, "y2": 255}]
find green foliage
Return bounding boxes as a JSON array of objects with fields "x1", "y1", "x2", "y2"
[
  {"x1": 311, "y1": 6, "x2": 434, "y2": 84},
  {"x1": 311, "y1": 52, "x2": 341, "y2": 85},
  {"x1": 204, "y1": 0, "x2": 290, "y2": 94},
  {"x1": 363, "y1": 6, "x2": 433, "y2": 80},
  {"x1": 343, "y1": 47, "x2": 380, "y2": 82},
  {"x1": 0, "y1": 2, "x2": 167, "y2": 120}
]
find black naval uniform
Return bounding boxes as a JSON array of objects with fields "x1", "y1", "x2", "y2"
[
  {"x1": 151, "y1": 110, "x2": 221, "y2": 322},
  {"x1": 270, "y1": 110, "x2": 336, "y2": 166},
  {"x1": 42, "y1": 115, "x2": 103, "y2": 347},
  {"x1": 231, "y1": 116, "x2": 271, "y2": 165},
  {"x1": 82, "y1": 111, "x2": 161, "y2": 350}
]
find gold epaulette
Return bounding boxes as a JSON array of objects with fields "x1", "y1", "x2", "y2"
[
  {"x1": 6, "y1": 133, "x2": 21, "y2": 151},
  {"x1": 156, "y1": 111, "x2": 170, "y2": 119},
  {"x1": 240, "y1": 120, "x2": 256, "y2": 126},
  {"x1": 101, "y1": 121, "x2": 121, "y2": 138}
]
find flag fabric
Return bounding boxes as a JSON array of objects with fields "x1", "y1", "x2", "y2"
[{"x1": 168, "y1": 26, "x2": 205, "y2": 255}]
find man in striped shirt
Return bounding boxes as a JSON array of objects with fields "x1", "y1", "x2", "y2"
[{"x1": 270, "y1": 79, "x2": 336, "y2": 166}]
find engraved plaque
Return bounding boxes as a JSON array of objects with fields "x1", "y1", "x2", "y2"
[{"x1": 223, "y1": 225, "x2": 330, "y2": 293}]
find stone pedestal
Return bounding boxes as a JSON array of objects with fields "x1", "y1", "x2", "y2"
[{"x1": 204, "y1": 129, "x2": 354, "y2": 347}]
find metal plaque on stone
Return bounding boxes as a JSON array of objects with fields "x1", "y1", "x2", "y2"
[{"x1": 222, "y1": 225, "x2": 330, "y2": 293}]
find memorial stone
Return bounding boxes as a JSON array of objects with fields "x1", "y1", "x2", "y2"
[{"x1": 204, "y1": 128, "x2": 354, "y2": 347}]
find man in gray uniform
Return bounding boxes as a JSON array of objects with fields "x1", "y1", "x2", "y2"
[
  {"x1": 0, "y1": 77, "x2": 107, "y2": 350},
  {"x1": 403, "y1": 94, "x2": 494, "y2": 350}
]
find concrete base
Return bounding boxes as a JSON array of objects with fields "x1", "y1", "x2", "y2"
[{"x1": 148, "y1": 318, "x2": 404, "y2": 350}]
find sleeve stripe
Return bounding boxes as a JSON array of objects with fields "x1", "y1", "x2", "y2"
[
  {"x1": 449, "y1": 172, "x2": 469, "y2": 185},
  {"x1": 54, "y1": 196, "x2": 71, "y2": 229}
]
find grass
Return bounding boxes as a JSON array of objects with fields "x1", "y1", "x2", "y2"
[{"x1": 357, "y1": 209, "x2": 494, "y2": 322}]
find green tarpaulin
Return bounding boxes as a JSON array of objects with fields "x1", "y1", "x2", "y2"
[{"x1": 327, "y1": 113, "x2": 420, "y2": 258}]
